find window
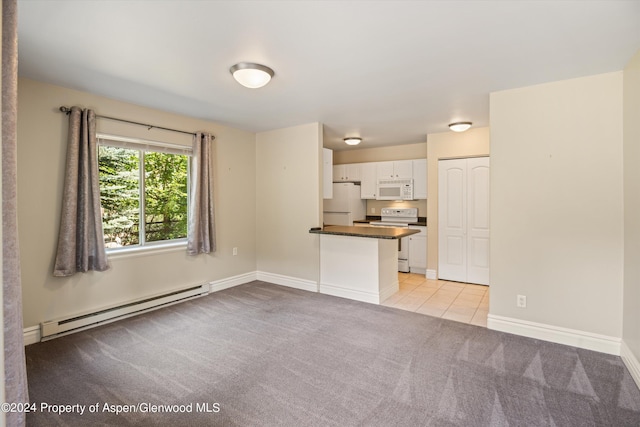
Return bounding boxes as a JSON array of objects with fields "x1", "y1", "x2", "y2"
[{"x1": 97, "y1": 134, "x2": 191, "y2": 250}]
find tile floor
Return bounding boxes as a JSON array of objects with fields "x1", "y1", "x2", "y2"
[{"x1": 382, "y1": 272, "x2": 489, "y2": 327}]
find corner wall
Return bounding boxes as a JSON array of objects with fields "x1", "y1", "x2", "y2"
[
  {"x1": 256, "y1": 123, "x2": 322, "y2": 289},
  {"x1": 623, "y1": 50, "x2": 640, "y2": 384},
  {"x1": 489, "y1": 72, "x2": 624, "y2": 349},
  {"x1": 17, "y1": 78, "x2": 257, "y2": 329}
]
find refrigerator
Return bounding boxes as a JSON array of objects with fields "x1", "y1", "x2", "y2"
[{"x1": 323, "y1": 183, "x2": 366, "y2": 226}]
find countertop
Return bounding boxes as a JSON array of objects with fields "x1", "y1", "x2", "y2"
[
  {"x1": 353, "y1": 216, "x2": 427, "y2": 227},
  {"x1": 309, "y1": 225, "x2": 420, "y2": 240}
]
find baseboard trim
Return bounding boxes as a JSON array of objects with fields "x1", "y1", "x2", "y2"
[
  {"x1": 621, "y1": 341, "x2": 640, "y2": 389},
  {"x1": 24, "y1": 271, "x2": 260, "y2": 346},
  {"x1": 426, "y1": 269, "x2": 437, "y2": 280},
  {"x1": 319, "y1": 283, "x2": 385, "y2": 305},
  {"x1": 23, "y1": 325, "x2": 40, "y2": 346},
  {"x1": 209, "y1": 271, "x2": 257, "y2": 293},
  {"x1": 256, "y1": 271, "x2": 318, "y2": 293},
  {"x1": 487, "y1": 314, "x2": 621, "y2": 355}
]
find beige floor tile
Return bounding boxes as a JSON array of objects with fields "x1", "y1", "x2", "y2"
[
  {"x1": 450, "y1": 297, "x2": 482, "y2": 309},
  {"x1": 419, "y1": 298, "x2": 452, "y2": 310},
  {"x1": 440, "y1": 281, "x2": 466, "y2": 289},
  {"x1": 392, "y1": 296, "x2": 427, "y2": 311},
  {"x1": 470, "y1": 309, "x2": 489, "y2": 327},
  {"x1": 384, "y1": 274, "x2": 489, "y2": 327},
  {"x1": 461, "y1": 284, "x2": 488, "y2": 295},
  {"x1": 442, "y1": 310, "x2": 474, "y2": 323},
  {"x1": 416, "y1": 305, "x2": 447, "y2": 317}
]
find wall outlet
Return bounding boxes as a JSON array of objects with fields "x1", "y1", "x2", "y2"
[
  {"x1": 232, "y1": 247, "x2": 238, "y2": 256},
  {"x1": 371, "y1": 207, "x2": 375, "y2": 214},
  {"x1": 517, "y1": 295, "x2": 527, "y2": 308}
]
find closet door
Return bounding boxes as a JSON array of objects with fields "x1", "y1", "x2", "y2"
[
  {"x1": 438, "y1": 159, "x2": 467, "y2": 282},
  {"x1": 438, "y1": 157, "x2": 490, "y2": 285},
  {"x1": 466, "y1": 157, "x2": 490, "y2": 285}
]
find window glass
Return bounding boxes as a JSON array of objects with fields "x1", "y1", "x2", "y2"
[{"x1": 98, "y1": 144, "x2": 189, "y2": 249}]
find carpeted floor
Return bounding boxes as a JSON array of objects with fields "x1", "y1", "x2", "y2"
[{"x1": 25, "y1": 281, "x2": 640, "y2": 426}]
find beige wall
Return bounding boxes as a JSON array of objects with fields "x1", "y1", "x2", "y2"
[
  {"x1": 490, "y1": 72, "x2": 623, "y2": 337},
  {"x1": 623, "y1": 51, "x2": 640, "y2": 365},
  {"x1": 17, "y1": 78, "x2": 257, "y2": 328},
  {"x1": 426, "y1": 127, "x2": 490, "y2": 274},
  {"x1": 366, "y1": 199, "x2": 427, "y2": 217},
  {"x1": 256, "y1": 123, "x2": 322, "y2": 284},
  {"x1": 333, "y1": 141, "x2": 427, "y2": 164}
]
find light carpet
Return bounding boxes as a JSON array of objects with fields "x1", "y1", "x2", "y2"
[{"x1": 25, "y1": 281, "x2": 640, "y2": 426}]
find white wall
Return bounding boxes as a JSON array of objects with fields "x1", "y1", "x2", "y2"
[
  {"x1": 17, "y1": 78, "x2": 257, "y2": 328},
  {"x1": 623, "y1": 50, "x2": 640, "y2": 377},
  {"x1": 256, "y1": 123, "x2": 322, "y2": 288},
  {"x1": 490, "y1": 72, "x2": 624, "y2": 339}
]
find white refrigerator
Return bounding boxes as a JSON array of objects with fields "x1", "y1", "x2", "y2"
[{"x1": 323, "y1": 183, "x2": 366, "y2": 226}]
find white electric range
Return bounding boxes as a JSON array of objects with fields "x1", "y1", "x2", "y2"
[{"x1": 368, "y1": 208, "x2": 418, "y2": 272}]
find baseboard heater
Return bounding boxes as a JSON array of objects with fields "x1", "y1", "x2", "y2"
[{"x1": 40, "y1": 283, "x2": 209, "y2": 341}]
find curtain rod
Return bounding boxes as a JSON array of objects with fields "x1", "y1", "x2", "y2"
[{"x1": 58, "y1": 106, "x2": 214, "y2": 139}]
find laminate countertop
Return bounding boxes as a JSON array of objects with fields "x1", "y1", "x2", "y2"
[{"x1": 309, "y1": 225, "x2": 420, "y2": 240}]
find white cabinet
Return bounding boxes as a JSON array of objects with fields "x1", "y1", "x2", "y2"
[
  {"x1": 412, "y1": 159, "x2": 427, "y2": 199},
  {"x1": 323, "y1": 148, "x2": 333, "y2": 199},
  {"x1": 333, "y1": 163, "x2": 361, "y2": 182},
  {"x1": 360, "y1": 162, "x2": 377, "y2": 199},
  {"x1": 376, "y1": 160, "x2": 413, "y2": 180},
  {"x1": 409, "y1": 226, "x2": 427, "y2": 273}
]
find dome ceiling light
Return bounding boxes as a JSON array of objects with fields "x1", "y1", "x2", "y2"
[
  {"x1": 448, "y1": 122, "x2": 472, "y2": 132},
  {"x1": 343, "y1": 137, "x2": 362, "y2": 146},
  {"x1": 229, "y1": 62, "x2": 274, "y2": 89}
]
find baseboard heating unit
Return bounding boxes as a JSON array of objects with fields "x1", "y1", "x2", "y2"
[{"x1": 40, "y1": 283, "x2": 209, "y2": 341}]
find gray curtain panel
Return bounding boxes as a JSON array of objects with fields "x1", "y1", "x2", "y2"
[
  {"x1": 2, "y1": 0, "x2": 29, "y2": 425},
  {"x1": 187, "y1": 132, "x2": 216, "y2": 255},
  {"x1": 53, "y1": 107, "x2": 109, "y2": 276}
]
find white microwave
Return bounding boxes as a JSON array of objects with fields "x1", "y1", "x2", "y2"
[{"x1": 377, "y1": 179, "x2": 414, "y2": 200}]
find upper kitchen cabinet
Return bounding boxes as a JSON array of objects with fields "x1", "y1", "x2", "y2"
[
  {"x1": 333, "y1": 163, "x2": 361, "y2": 182},
  {"x1": 377, "y1": 160, "x2": 413, "y2": 180},
  {"x1": 323, "y1": 148, "x2": 333, "y2": 198},
  {"x1": 412, "y1": 159, "x2": 427, "y2": 199},
  {"x1": 360, "y1": 162, "x2": 377, "y2": 199}
]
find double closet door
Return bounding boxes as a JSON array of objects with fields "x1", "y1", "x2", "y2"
[{"x1": 438, "y1": 157, "x2": 490, "y2": 285}]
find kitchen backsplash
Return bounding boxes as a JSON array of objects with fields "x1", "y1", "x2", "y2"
[{"x1": 366, "y1": 199, "x2": 427, "y2": 216}]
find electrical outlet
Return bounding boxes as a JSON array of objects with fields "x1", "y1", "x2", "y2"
[
  {"x1": 517, "y1": 295, "x2": 527, "y2": 308},
  {"x1": 371, "y1": 207, "x2": 375, "y2": 214},
  {"x1": 233, "y1": 247, "x2": 238, "y2": 256}
]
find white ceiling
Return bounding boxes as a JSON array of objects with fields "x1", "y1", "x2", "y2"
[{"x1": 17, "y1": 1, "x2": 640, "y2": 151}]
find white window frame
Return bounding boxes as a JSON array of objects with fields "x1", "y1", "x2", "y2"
[{"x1": 97, "y1": 133, "x2": 192, "y2": 255}]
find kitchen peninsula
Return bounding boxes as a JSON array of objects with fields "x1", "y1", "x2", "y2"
[{"x1": 309, "y1": 225, "x2": 420, "y2": 304}]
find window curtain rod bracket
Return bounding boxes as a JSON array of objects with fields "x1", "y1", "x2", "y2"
[{"x1": 58, "y1": 106, "x2": 214, "y2": 139}]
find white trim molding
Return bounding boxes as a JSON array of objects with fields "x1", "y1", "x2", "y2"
[
  {"x1": 487, "y1": 314, "x2": 621, "y2": 355},
  {"x1": 426, "y1": 269, "x2": 437, "y2": 280},
  {"x1": 209, "y1": 271, "x2": 258, "y2": 293},
  {"x1": 621, "y1": 341, "x2": 640, "y2": 389},
  {"x1": 23, "y1": 325, "x2": 40, "y2": 346},
  {"x1": 256, "y1": 271, "x2": 318, "y2": 293}
]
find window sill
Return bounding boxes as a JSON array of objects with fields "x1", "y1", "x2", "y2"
[{"x1": 106, "y1": 240, "x2": 187, "y2": 260}]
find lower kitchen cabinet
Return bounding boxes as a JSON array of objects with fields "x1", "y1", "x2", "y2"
[{"x1": 408, "y1": 226, "x2": 427, "y2": 274}]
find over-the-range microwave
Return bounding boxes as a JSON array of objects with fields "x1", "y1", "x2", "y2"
[{"x1": 376, "y1": 179, "x2": 414, "y2": 200}]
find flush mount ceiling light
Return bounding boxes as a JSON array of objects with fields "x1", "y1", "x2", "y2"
[
  {"x1": 343, "y1": 137, "x2": 362, "y2": 146},
  {"x1": 448, "y1": 122, "x2": 472, "y2": 132},
  {"x1": 229, "y1": 62, "x2": 274, "y2": 88}
]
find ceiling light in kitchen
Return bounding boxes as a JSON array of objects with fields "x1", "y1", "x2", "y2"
[
  {"x1": 229, "y1": 62, "x2": 274, "y2": 88},
  {"x1": 448, "y1": 122, "x2": 472, "y2": 132},
  {"x1": 343, "y1": 137, "x2": 362, "y2": 146}
]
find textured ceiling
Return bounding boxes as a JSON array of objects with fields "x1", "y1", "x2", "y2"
[{"x1": 17, "y1": 1, "x2": 640, "y2": 150}]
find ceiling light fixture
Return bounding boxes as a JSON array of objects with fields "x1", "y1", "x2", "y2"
[
  {"x1": 343, "y1": 137, "x2": 362, "y2": 146},
  {"x1": 448, "y1": 122, "x2": 472, "y2": 132},
  {"x1": 229, "y1": 62, "x2": 274, "y2": 89}
]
